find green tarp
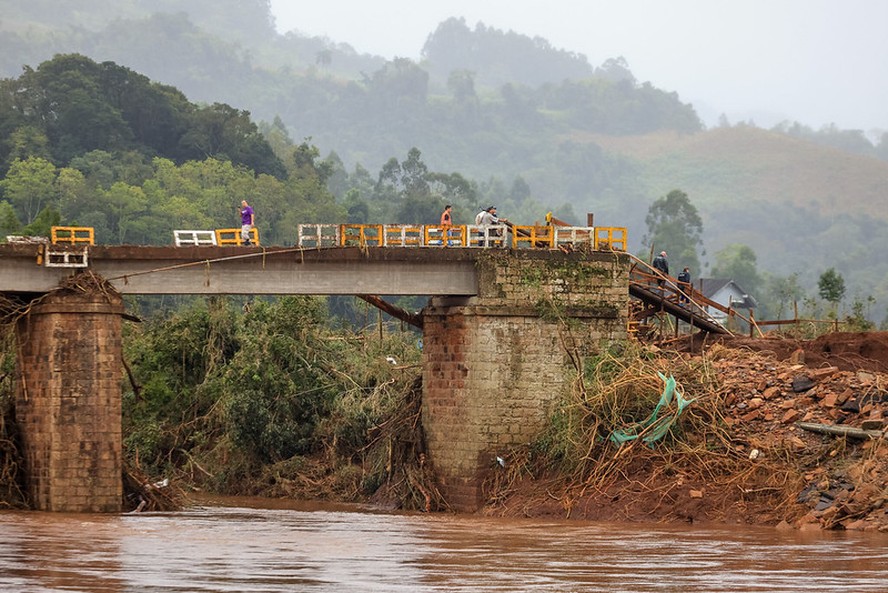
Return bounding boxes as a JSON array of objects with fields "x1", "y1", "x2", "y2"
[{"x1": 608, "y1": 372, "x2": 694, "y2": 446}]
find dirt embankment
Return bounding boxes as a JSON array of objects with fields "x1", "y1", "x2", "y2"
[
  {"x1": 695, "y1": 331, "x2": 888, "y2": 374},
  {"x1": 486, "y1": 332, "x2": 888, "y2": 532}
]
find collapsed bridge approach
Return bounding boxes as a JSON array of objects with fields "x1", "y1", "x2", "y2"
[{"x1": 0, "y1": 233, "x2": 631, "y2": 512}]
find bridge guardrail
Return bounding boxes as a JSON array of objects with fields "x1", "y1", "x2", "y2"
[
  {"x1": 554, "y1": 226, "x2": 595, "y2": 248},
  {"x1": 297, "y1": 224, "x2": 340, "y2": 248},
  {"x1": 215, "y1": 228, "x2": 260, "y2": 246},
  {"x1": 36, "y1": 223, "x2": 625, "y2": 251},
  {"x1": 341, "y1": 224, "x2": 383, "y2": 247},
  {"x1": 51, "y1": 226, "x2": 95, "y2": 245},
  {"x1": 174, "y1": 230, "x2": 217, "y2": 246},
  {"x1": 594, "y1": 227, "x2": 627, "y2": 251},
  {"x1": 385, "y1": 224, "x2": 424, "y2": 246},
  {"x1": 512, "y1": 225, "x2": 554, "y2": 249},
  {"x1": 294, "y1": 223, "x2": 626, "y2": 251}
]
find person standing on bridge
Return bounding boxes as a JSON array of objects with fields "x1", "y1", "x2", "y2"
[
  {"x1": 240, "y1": 200, "x2": 254, "y2": 246},
  {"x1": 475, "y1": 206, "x2": 509, "y2": 246},
  {"x1": 677, "y1": 266, "x2": 691, "y2": 304},
  {"x1": 652, "y1": 250, "x2": 669, "y2": 287},
  {"x1": 440, "y1": 204, "x2": 453, "y2": 246}
]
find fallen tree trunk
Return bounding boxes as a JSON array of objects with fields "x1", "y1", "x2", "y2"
[
  {"x1": 796, "y1": 422, "x2": 885, "y2": 440},
  {"x1": 357, "y1": 294, "x2": 423, "y2": 329}
]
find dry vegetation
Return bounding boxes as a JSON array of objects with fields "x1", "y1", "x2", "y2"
[{"x1": 482, "y1": 337, "x2": 887, "y2": 531}]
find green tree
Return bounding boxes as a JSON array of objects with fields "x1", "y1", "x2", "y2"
[
  {"x1": 642, "y1": 189, "x2": 704, "y2": 273},
  {"x1": 0, "y1": 156, "x2": 57, "y2": 223},
  {"x1": 818, "y1": 268, "x2": 846, "y2": 314},
  {"x1": 178, "y1": 103, "x2": 286, "y2": 178},
  {"x1": 764, "y1": 272, "x2": 804, "y2": 319},
  {"x1": 22, "y1": 205, "x2": 61, "y2": 237},
  {"x1": 4, "y1": 125, "x2": 52, "y2": 166},
  {"x1": 55, "y1": 166, "x2": 89, "y2": 222},
  {"x1": 711, "y1": 244, "x2": 762, "y2": 296},
  {"x1": 103, "y1": 181, "x2": 148, "y2": 244},
  {"x1": 845, "y1": 295, "x2": 875, "y2": 331},
  {"x1": 27, "y1": 55, "x2": 134, "y2": 161},
  {"x1": 0, "y1": 201, "x2": 21, "y2": 238}
]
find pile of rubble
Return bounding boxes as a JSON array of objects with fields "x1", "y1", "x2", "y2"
[{"x1": 708, "y1": 341, "x2": 887, "y2": 531}]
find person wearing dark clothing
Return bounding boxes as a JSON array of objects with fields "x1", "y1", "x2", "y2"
[
  {"x1": 652, "y1": 251, "x2": 669, "y2": 286},
  {"x1": 677, "y1": 266, "x2": 691, "y2": 303}
]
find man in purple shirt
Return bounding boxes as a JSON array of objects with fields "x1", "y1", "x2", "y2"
[{"x1": 240, "y1": 200, "x2": 254, "y2": 245}]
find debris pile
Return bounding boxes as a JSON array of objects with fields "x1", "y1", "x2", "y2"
[
  {"x1": 488, "y1": 333, "x2": 887, "y2": 532},
  {"x1": 709, "y1": 342, "x2": 887, "y2": 531}
]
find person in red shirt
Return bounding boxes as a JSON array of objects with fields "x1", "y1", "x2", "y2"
[{"x1": 440, "y1": 204, "x2": 453, "y2": 246}]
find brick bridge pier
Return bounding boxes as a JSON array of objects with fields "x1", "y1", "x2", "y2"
[
  {"x1": 421, "y1": 250, "x2": 628, "y2": 511},
  {"x1": 14, "y1": 288, "x2": 125, "y2": 512}
]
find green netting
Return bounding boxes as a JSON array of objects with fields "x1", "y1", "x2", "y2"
[{"x1": 608, "y1": 372, "x2": 694, "y2": 446}]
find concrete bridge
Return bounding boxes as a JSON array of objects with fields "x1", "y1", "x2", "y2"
[{"x1": 0, "y1": 241, "x2": 629, "y2": 512}]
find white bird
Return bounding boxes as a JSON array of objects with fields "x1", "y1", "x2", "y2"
[
  {"x1": 496, "y1": 456, "x2": 505, "y2": 467},
  {"x1": 386, "y1": 356, "x2": 398, "y2": 365}
]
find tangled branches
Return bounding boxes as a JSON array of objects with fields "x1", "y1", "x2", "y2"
[{"x1": 484, "y1": 343, "x2": 804, "y2": 523}]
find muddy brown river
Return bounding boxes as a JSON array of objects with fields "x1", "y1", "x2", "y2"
[{"x1": 1, "y1": 496, "x2": 886, "y2": 592}]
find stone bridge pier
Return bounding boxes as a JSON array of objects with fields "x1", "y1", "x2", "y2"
[
  {"x1": 421, "y1": 250, "x2": 629, "y2": 511},
  {"x1": 13, "y1": 288, "x2": 124, "y2": 512}
]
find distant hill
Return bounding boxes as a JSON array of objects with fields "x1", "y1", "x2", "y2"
[
  {"x1": 589, "y1": 126, "x2": 888, "y2": 221},
  {"x1": 584, "y1": 126, "x2": 888, "y2": 310}
]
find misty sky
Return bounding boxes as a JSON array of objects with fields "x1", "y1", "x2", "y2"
[{"x1": 269, "y1": 0, "x2": 888, "y2": 133}]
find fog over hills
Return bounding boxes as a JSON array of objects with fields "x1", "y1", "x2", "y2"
[{"x1": 268, "y1": 0, "x2": 888, "y2": 134}]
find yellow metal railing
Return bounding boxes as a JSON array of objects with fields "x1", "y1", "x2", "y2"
[
  {"x1": 512, "y1": 225, "x2": 554, "y2": 249},
  {"x1": 341, "y1": 224, "x2": 383, "y2": 247},
  {"x1": 215, "y1": 228, "x2": 260, "y2": 246},
  {"x1": 594, "y1": 227, "x2": 627, "y2": 251},
  {"x1": 51, "y1": 226, "x2": 95, "y2": 245},
  {"x1": 423, "y1": 225, "x2": 465, "y2": 246}
]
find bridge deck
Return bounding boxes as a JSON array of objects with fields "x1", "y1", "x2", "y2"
[
  {"x1": 0, "y1": 244, "x2": 625, "y2": 297},
  {"x1": 0, "y1": 244, "x2": 484, "y2": 296}
]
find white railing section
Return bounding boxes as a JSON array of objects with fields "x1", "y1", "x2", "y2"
[
  {"x1": 466, "y1": 224, "x2": 509, "y2": 248},
  {"x1": 44, "y1": 247, "x2": 89, "y2": 268},
  {"x1": 554, "y1": 226, "x2": 595, "y2": 247},
  {"x1": 174, "y1": 230, "x2": 218, "y2": 246},
  {"x1": 298, "y1": 224, "x2": 340, "y2": 248}
]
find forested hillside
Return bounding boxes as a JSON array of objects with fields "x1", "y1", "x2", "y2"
[{"x1": 2, "y1": 0, "x2": 888, "y2": 319}]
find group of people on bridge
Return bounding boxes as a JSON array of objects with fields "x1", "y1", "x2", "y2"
[
  {"x1": 439, "y1": 204, "x2": 510, "y2": 234},
  {"x1": 651, "y1": 250, "x2": 692, "y2": 304},
  {"x1": 237, "y1": 201, "x2": 511, "y2": 248}
]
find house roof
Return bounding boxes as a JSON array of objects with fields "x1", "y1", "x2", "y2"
[{"x1": 698, "y1": 277, "x2": 759, "y2": 309}]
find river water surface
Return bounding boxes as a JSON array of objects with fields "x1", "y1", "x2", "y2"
[{"x1": 1, "y1": 496, "x2": 886, "y2": 593}]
